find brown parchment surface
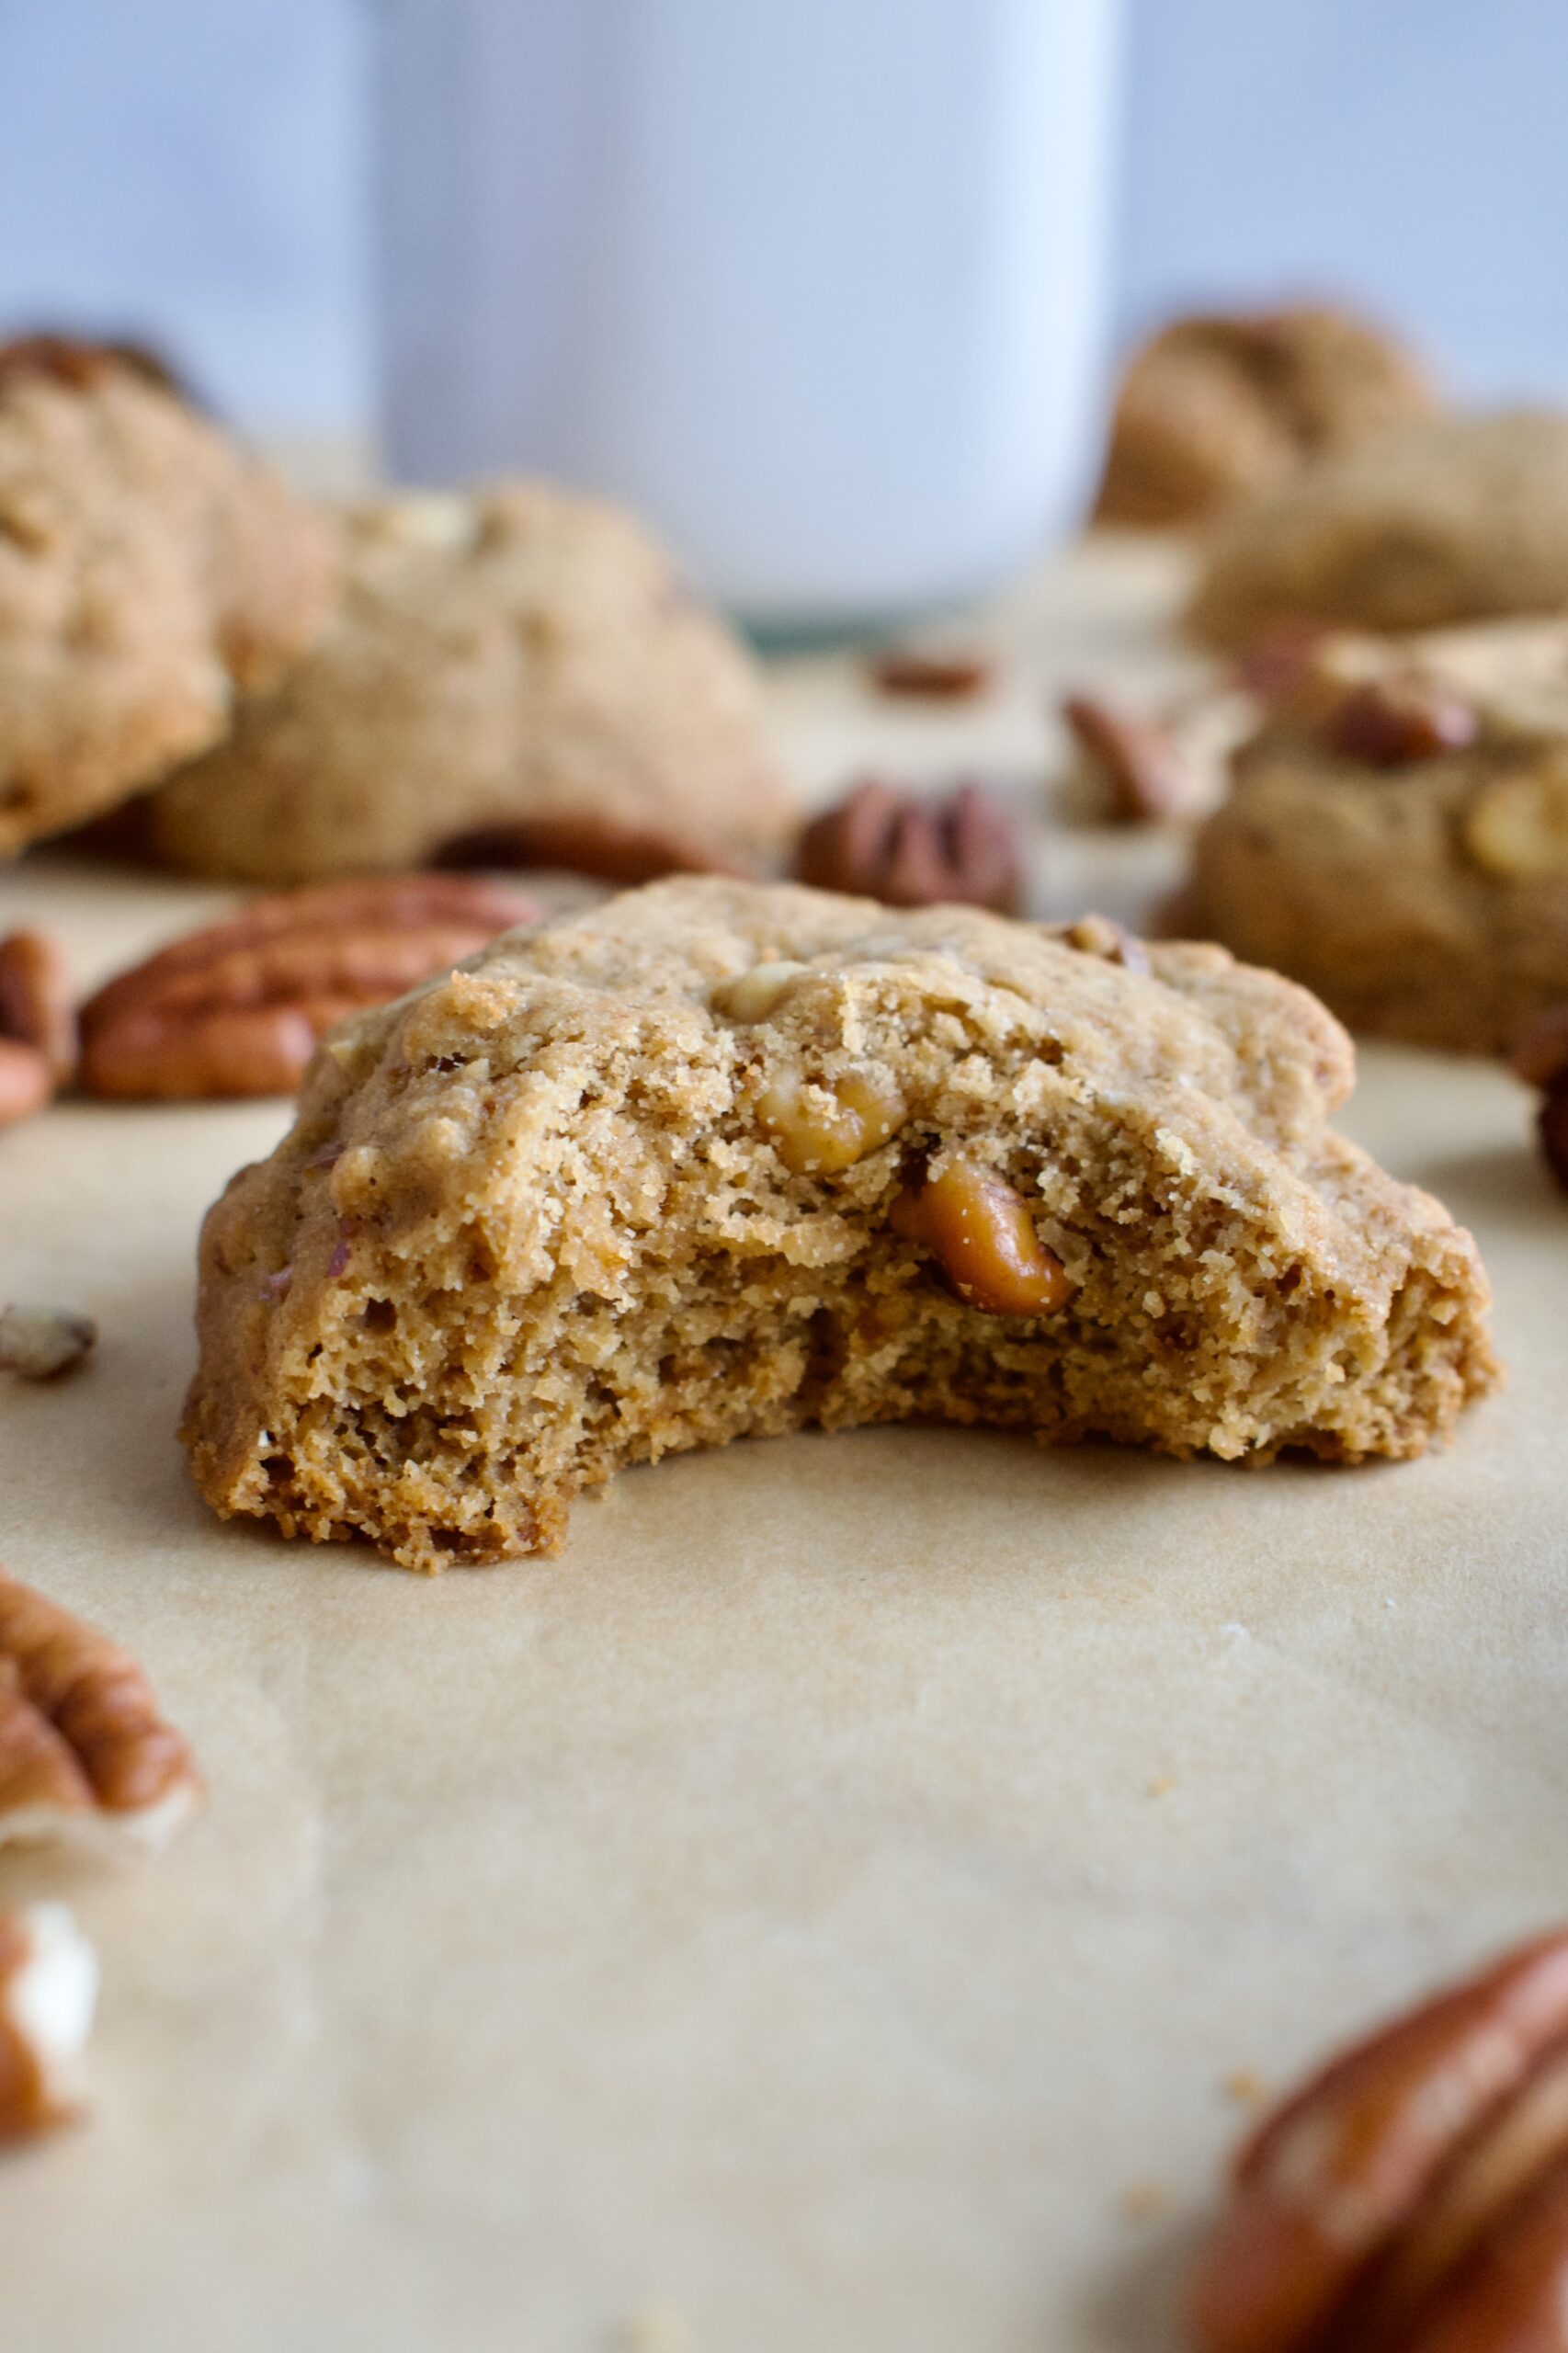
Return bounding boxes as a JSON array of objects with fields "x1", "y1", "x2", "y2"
[{"x1": 0, "y1": 541, "x2": 1562, "y2": 2353}]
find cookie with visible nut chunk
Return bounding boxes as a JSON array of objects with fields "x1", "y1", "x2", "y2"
[
  {"x1": 124, "y1": 483, "x2": 794, "y2": 885},
  {"x1": 0, "y1": 337, "x2": 335, "y2": 855},
  {"x1": 182, "y1": 876, "x2": 1495, "y2": 1570},
  {"x1": 1183, "y1": 616, "x2": 1568, "y2": 1051}
]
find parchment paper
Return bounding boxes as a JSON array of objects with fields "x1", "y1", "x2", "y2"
[{"x1": 1, "y1": 542, "x2": 1562, "y2": 2353}]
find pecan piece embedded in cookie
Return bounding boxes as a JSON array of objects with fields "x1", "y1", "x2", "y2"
[{"x1": 181, "y1": 877, "x2": 1495, "y2": 1569}]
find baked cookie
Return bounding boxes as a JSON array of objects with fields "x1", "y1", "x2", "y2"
[
  {"x1": 1092, "y1": 304, "x2": 1435, "y2": 530},
  {"x1": 127, "y1": 484, "x2": 793, "y2": 885},
  {"x1": 0, "y1": 335, "x2": 335, "y2": 857},
  {"x1": 183, "y1": 878, "x2": 1497, "y2": 1570},
  {"x1": 1188, "y1": 410, "x2": 1568, "y2": 648},
  {"x1": 1181, "y1": 619, "x2": 1568, "y2": 1051}
]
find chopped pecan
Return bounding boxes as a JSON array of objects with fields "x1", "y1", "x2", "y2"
[
  {"x1": 0, "y1": 1904, "x2": 97, "y2": 2143},
  {"x1": 1188, "y1": 1927, "x2": 1568, "y2": 2353},
  {"x1": 0, "y1": 1304, "x2": 97, "y2": 1381},
  {"x1": 1062, "y1": 693, "x2": 1194, "y2": 824},
  {"x1": 432, "y1": 812, "x2": 752, "y2": 887},
  {"x1": 0, "y1": 1563, "x2": 200, "y2": 1851},
  {"x1": 1465, "y1": 756, "x2": 1568, "y2": 879},
  {"x1": 0, "y1": 927, "x2": 78, "y2": 1086},
  {"x1": 79, "y1": 873, "x2": 540, "y2": 1100},
  {"x1": 1323, "y1": 675, "x2": 1480, "y2": 767},
  {"x1": 892, "y1": 1160, "x2": 1073, "y2": 1315},
  {"x1": 796, "y1": 779, "x2": 1021, "y2": 913},
  {"x1": 1062, "y1": 914, "x2": 1152, "y2": 973},
  {"x1": 869, "y1": 647, "x2": 993, "y2": 700}
]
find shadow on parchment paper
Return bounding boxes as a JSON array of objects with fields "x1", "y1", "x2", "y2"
[{"x1": 1070, "y1": 2213, "x2": 1199, "y2": 2352}]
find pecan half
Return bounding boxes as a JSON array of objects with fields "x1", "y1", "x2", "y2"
[
  {"x1": 796, "y1": 779, "x2": 1021, "y2": 913},
  {"x1": 1188, "y1": 1927, "x2": 1568, "y2": 2353},
  {"x1": 431, "y1": 813, "x2": 751, "y2": 887},
  {"x1": 1323, "y1": 675, "x2": 1480, "y2": 767},
  {"x1": 0, "y1": 1564, "x2": 200, "y2": 1852},
  {"x1": 869, "y1": 648, "x2": 992, "y2": 701},
  {"x1": 79, "y1": 874, "x2": 539, "y2": 1100},
  {"x1": 0, "y1": 1904, "x2": 97, "y2": 2143},
  {"x1": 1062, "y1": 693, "x2": 1195, "y2": 824}
]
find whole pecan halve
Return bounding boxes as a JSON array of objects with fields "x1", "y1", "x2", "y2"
[
  {"x1": 1062, "y1": 693, "x2": 1194, "y2": 824},
  {"x1": 1188, "y1": 1927, "x2": 1568, "y2": 2353},
  {"x1": 79, "y1": 873, "x2": 540, "y2": 1100},
  {"x1": 0, "y1": 1564, "x2": 200, "y2": 1851},
  {"x1": 431, "y1": 812, "x2": 751, "y2": 887},
  {"x1": 796, "y1": 778, "x2": 1022, "y2": 913},
  {"x1": 0, "y1": 1904, "x2": 97, "y2": 2143}
]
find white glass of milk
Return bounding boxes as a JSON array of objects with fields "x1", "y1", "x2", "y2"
[{"x1": 373, "y1": 0, "x2": 1126, "y2": 633}]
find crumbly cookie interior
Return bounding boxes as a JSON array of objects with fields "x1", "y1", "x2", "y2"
[{"x1": 183, "y1": 882, "x2": 1498, "y2": 1569}]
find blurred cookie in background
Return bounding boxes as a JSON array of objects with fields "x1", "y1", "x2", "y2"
[
  {"x1": 0, "y1": 334, "x2": 335, "y2": 858},
  {"x1": 1179, "y1": 616, "x2": 1568, "y2": 1052},
  {"x1": 1091, "y1": 302, "x2": 1436, "y2": 530},
  {"x1": 117, "y1": 483, "x2": 794, "y2": 886},
  {"x1": 1188, "y1": 408, "x2": 1568, "y2": 648}
]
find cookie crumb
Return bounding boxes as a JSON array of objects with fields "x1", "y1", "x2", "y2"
[{"x1": 1223, "y1": 2068, "x2": 1269, "y2": 2107}]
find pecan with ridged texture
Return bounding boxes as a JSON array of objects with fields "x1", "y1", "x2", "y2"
[
  {"x1": 1188, "y1": 1927, "x2": 1568, "y2": 2353},
  {"x1": 0, "y1": 1563, "x2": 200, "y2": 1851},
  {"x1": 79, "y1": 873, "x2": 540, "y2": 1100},
  {"x1": 796, "y1": 778, "x2": 1021, "y2": 913},
  {"x1": 0, "y1": 1904, "x2": 97, "y2": 2143},
  {"x1": 1062, "y1": 693, "x2": 1194, "y2": 823},
  {"x1": 432, "y1": 812, "x2": 751, "y2": 887}
]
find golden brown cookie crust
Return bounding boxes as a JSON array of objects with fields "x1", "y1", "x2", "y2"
[
  {"x1": 182, "y1": 878, "x2": 1497, "y2": 1571},
  {"x1": 133, "y1": 484, "x2": 793, "y2": 885},
  {"x1": 1185, "y1": 618, "x2": 1568, "y2": 1051},
  {"x1": 1187, "y1": 410, "x2": 1568, "y2": 647},
  {"x1": 1093, "y1": 304, "x2": 1435, "y2": 530},
  {"x1": 0, "y1": 355, "x2": 335, "y2": 856}
]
